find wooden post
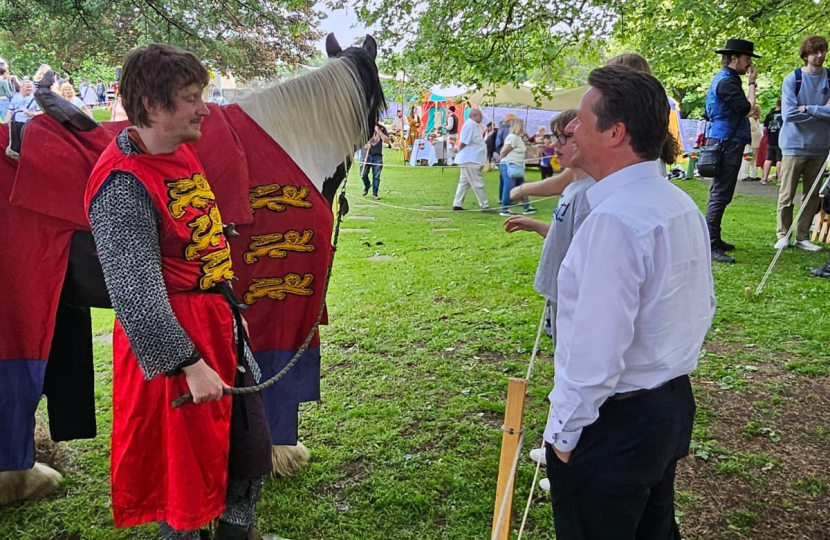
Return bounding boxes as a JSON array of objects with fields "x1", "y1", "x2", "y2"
[{"x1": 491, "y1": 377, "x2": 528, "y2": 540}]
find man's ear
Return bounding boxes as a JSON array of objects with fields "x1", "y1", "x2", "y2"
[{"x1": 608, "y1": 122, "x2": 629, "y2": 149}]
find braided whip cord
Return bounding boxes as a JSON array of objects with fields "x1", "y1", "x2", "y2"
[{"x1": 172, "y1": 180, "x2": 349, "y2": 408}]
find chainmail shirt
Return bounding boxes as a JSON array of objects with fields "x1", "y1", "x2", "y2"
[{"x1": 89, "y1": 128, "x2": 261, "y2": 382}]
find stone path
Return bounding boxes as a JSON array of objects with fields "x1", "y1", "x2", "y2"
[
  {"x1": 347, "y1": 215, "x2": 376, "y2": 221},
  {"x1": 431, "y1": 228, "x2": 460, "y2": 232},
  {"x1": 426, "y1": 217, "x2": 451, "y2": 223},
  {"x1": 692, "y1": 177, "x2": 779, "y2": 199},
  {"x1": 340, "y1": 228, "x2": 372, "y2": 233}
]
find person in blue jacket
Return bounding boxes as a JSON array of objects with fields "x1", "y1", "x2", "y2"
[{"x1": 704, "y1": 39, "x2": 759, "y2": 264}]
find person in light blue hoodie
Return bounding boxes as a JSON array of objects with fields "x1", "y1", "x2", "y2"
[{"x1": 776, "y1": 35, "x2": 830, "y2": 252}]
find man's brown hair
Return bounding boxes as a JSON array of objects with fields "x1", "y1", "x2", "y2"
[
  {"x1": 605, "y1": 53, "x2": 652, "y2": 75},
  {"x1": 800, "y1": 35, "x2": 828, "y2": 63},
  {"x1": 120, "y1": 44, "x2": 209, "y2": 128}
]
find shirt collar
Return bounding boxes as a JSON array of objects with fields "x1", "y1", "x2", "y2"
[{"x1": 586, "y1": 161, "x2": 663, "y2": 209}]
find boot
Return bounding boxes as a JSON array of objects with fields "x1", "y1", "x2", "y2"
[
  {"x1": 811, "y1": 260, "x2": 830, "y2": 279},
  {"x1": 214, "y1": 521, "x2": 263, "y2": 540}
]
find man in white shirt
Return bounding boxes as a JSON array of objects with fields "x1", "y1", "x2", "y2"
[
  {"x1": 451, "y1": 107, "x2": 493, "y2": 211},
  {"x1": 543, "y1": 65, "x2": 716, "y2": 540}
]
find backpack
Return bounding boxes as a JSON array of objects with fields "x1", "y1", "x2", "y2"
[{"x1": 794, "y1": 67, "x2": 830, "y2": 95}]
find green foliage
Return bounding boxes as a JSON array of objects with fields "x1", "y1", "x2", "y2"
[
  {"x1": 609, "y1": 0, "x2": 830, "y2": 116},
  {"x1": 334, "y1": 0, "x2": 612, "y2": 95},
  {"x1": 0, "y1": 0, "x2": 322, "y2": 81}
]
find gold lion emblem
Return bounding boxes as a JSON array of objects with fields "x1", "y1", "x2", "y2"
[
  {"x1": 243, "y1": 230, "x2": 315, "y2": 264},
  {"x1": 243, "y1": 273, "x2": 314, "y2": 304},
  {"x1": 249, "y1": 183, "x2": 312, "y2": 213},
  {"x1": 186, "y1": 206, "x2": 224, "y2": 261},
  {"x1": 167, "y1": 174, "x2": 216, "y2": 219},
  {"x1": 198, "y1": 247, "x2": 235, "y2": 290}
]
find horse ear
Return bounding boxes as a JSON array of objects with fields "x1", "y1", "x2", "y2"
[
  {"x1": 362, "y1": 35, "x2": 378, "y2": 60},
  {"x1": 326, "y1": 34, "x2": 343, "y2": 58}
]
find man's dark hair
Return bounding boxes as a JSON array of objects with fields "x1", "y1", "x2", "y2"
[
  {"x1": 120, "y1": 43, "x2": 209, "y2": 128},
  {"x1": 587, "y1": 65, "x2": 675, "y2": 162},
  {"x1": 720, "y1": 53, "x2": 740, "y2": 67}
]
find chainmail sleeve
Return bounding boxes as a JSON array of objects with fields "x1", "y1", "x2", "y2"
[{"x1": 89, "y1": 172, "x2": 198, "y2": 380}]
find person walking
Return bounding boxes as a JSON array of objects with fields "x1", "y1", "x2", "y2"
[
  {"x1": 761, "y1": 98, "x2": 783, "y2": 184},
  {"x1": 451, "y1": 107, "x2": 493, "y2": 211},
  {"x1": 361, "y1": 122, "x2": 390, "y2": 199}
]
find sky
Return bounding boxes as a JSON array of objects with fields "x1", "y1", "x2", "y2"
[{"x1": 316, "y1": 6, "x2": 373, "y2": 54}]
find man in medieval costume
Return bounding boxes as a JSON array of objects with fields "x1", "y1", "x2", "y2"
[{"x1": 84, "y1": 43, "x2": 272, "y2": 540}]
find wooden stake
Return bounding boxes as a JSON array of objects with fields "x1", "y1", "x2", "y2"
[{"x1": 492, "y1": 377, "x2": 528, "y2": 540}]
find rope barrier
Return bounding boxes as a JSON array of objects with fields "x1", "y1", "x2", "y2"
[
  {"x1": 755, "y1": 151, "x2": 830, "y2": 296},
  {"x1": 490, "y1": 305, "x2": 547, "y2": 540},
  {"x1": 350, "y1": 194, "x2": 561, "y2": 214},
  {"x1": 517, "y1": 440, "x2": 547, "y2": 540}
]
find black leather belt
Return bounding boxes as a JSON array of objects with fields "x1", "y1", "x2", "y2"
[{"x1": 610, "y1": 376, "x2": 683, "y2": 401}]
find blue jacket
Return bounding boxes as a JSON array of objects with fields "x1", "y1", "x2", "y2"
[
  {"x1": 494, "y1": 122, "x2": 511, "y2": 154},
  {"x1": 705, "y1": 68, "x2": 750, "y2": 144}
]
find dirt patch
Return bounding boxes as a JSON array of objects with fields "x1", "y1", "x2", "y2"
[
  {"x1": 678, "y1": 374, "x2": 830, "y2": 540},
  {"x1": 320, "y1": 459, "x2": 368, "y2": 497}
]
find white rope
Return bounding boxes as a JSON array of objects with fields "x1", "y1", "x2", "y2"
[
  {"x1": 490, "y1": 305, "x2": 547, "y2": 540},
  {"x1": 517, "y1": 440, "x2": 547, "y2": 540},
  {"x1": 755, "y1": 151, "x2": 830, "y2": 295},
  {"x1": 353, "y1": 154, "x2": 549, "y2": 169},
  {"x1": 350, "y1": 193, "x2": 561, "y2": 214}
]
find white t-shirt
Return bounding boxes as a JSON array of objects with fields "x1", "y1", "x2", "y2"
[
  {"x1": 454, "y1": 120, "x2": 487, "y2": 165},
  {"x1": 502, "y1": 133, "x2": 526, "y2": 165},
  {"x1": 69, "y1": 96, "x2": 86, "y2": 111}
]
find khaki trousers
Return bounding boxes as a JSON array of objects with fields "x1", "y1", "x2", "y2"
[
  {"x1": 777, "y1": 154, "x2": 826, "y2": 241},
  {"x1": 453, "y1": 164, "x2": 490, "y2": 208}
]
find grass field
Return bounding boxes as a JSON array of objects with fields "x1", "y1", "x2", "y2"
[{"x1": 2, "y1": 152, "x2": 829, "y2": 540}]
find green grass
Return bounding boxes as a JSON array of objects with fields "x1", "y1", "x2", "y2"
[{"x1": 2, "y1": 151, "x2": 829, "y2": 539}]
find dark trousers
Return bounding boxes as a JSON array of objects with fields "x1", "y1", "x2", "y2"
[
  {"x1": 540, "y1": 165, "x2": 554, "y2": 179},
  {"x1": 546, "y1": 375, "x2": 695, "y2": 540},
  {"x1": 361, "y1": 153, "x2": 383, "y2": 195},
  {"x1": 705, "y1": 141, "x2": 744, "y2": 247}
]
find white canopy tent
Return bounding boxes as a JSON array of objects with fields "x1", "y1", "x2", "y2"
[{"x1": 451, "y1": 83, "x2": 589, "y2": 111}]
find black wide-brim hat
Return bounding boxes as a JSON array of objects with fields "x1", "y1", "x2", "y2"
[{"x1": 715, "y1": 39, "x2": 761, "y2": 58}]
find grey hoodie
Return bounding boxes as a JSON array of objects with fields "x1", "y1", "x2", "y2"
[{"x1": 779, "y1": 67, "x2": 830, "y2": 156}]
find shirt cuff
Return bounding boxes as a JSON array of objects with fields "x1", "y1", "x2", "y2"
[{"x1": 543, "y1": 409, "x2": 583, "y2": 452}]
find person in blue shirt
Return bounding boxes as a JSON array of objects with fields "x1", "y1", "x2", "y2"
[
  {"x1": 775, "y1": 35, "x2": 830, "y2": 253},
  {"x1": 704, "y1": 39, "x2": 759, "y2": 264},
  {"x1": 6, "y1": 79, "x2": 40, "y2": 157}
]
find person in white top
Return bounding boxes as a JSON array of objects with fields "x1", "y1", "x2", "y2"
[
  {"x1": 543, "y1": 65, "x2": 716, "y2": 540},
  {"x1": 451, "y1": 107, "x2": 492, "y2": 211}
]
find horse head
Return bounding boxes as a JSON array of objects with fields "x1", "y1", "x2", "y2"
[{"x1": 236, "y1": 33, "x2": 386, "y2": 205}]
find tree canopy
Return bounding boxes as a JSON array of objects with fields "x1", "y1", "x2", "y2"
[
  {"x1": 0, "y1": 0, "x2": 323, "y2": 80},
  {"x1": 337, "y1": 0, "x2": 830, "y2": 115}
]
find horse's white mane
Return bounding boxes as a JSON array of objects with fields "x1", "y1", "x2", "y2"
[{"x1": 236, "y1": 58, "x2": 369, "y2": 193}]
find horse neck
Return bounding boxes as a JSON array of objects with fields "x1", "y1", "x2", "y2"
[{"x1": 236, "y1": 60, "x2": 368, "y2": 197}]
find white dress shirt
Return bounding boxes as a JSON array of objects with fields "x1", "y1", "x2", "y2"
[
  {"x1": 454, "y1": 120, "x2": 487, "y2": 165},
  {"x1": 544, "y1": 161, "x2": 716, "y2": 452}
]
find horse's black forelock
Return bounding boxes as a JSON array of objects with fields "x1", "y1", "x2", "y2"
[{"x1": 336, "y1": 46, "x2": 386, "y2": 140}]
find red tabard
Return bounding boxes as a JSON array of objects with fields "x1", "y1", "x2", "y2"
[{"x1": 85, "y1": 137, "x2": 239, "y2": 530}]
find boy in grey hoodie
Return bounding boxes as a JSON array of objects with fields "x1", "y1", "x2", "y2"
[{"x1": 776, "y1": 35, "x2": 830, "y2": 251}]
